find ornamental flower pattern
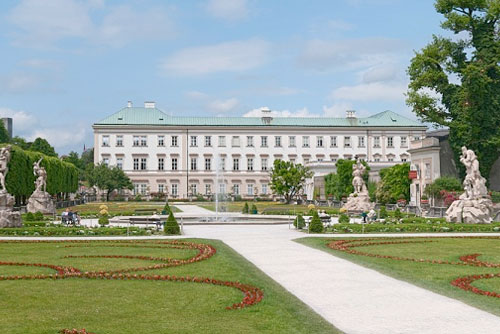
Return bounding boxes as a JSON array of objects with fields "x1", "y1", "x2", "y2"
[
  {"x1": 327, "y1": 237, "x2": 500, "y2": 299},
  {"x1": 0, "y1": 240, "x2": 264, "y2": 333}
]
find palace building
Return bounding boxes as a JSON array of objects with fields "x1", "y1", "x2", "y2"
[{"x1": 93, "y1": 101, "x2": 427, "y2": 199}]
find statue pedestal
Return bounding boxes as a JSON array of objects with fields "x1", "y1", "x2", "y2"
[
  {"x1": 446, "y1": 197, "x2": 493, "y2": 224},
  {"x1": 342, "y1": 190, "x2": 374, "y2": 213},
  {"x1": 0, "y1": 190, "x2": 21, "y2": 228},
  {"x1": 27, "y1": 190, "x2": 55, "y2": 215}
]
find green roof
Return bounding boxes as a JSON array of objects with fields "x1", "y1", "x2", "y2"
[{"x1": 94, "y1": 108, "x2": 425, "y2": 128}]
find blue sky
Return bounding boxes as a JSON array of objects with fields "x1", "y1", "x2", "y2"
[{"x1": 0, "y1": 0, "x2": 447, "y2": 154}]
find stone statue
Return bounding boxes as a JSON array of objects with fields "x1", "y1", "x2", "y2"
[
  {"x1": 33, "y1": 158, "x2": 47, "y2": 193},
  {"x1": 446, "y1": 146, "x2": 493, "y2": 224},
  {"x1": 0, "y1": 145, "x2": 21, "y2": 228},
  {"x1": 27, "y1": 157, "x2": 55, "y2": 214},
  {"x1": 0, "y1": 145, "x2": 12, "y2": 192},
  {"x1": 342, "y1": 159, "x2": 374, "y2": 213}
]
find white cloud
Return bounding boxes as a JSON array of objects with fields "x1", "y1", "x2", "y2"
[
  {"x1": 160, "y1": 39, "x2": 271, "y2": 75},
  {"x1": 205, "y1": 0, "x2": 249, "y2": 21},
  {"x1": 0, "y1": 73, "x2": 40, "y2": 94},
  {"x1": 185, "y1": 90, "x2": 210, "y2": 100},
  {"x1": 361, "y1": 64, "x2": 401, "y2": 83},
  {"x1": 331, "y1": 82, "x2": 407, "y2": 102},
  {"x1": 207, "y1": 98, "x2": 239, "y2": 113},
  {"x1": 7, "y1": 0, "x2": 175, "y2": 48},
  {"x1": 298, "y1": 38, "x2": 403, "y2": 71},
  {"x1": 243, "y1": 107, "x2": 319, "y2": 118},
  {"x1": 322, "y1": 102, "x2": 354, "y2": 117},
  {"x1": 27, "y1": 126, "x2": 86, "y2": 150},
  {"x1": 0, "y1": 108, "x2": 37, "y2": 132}
]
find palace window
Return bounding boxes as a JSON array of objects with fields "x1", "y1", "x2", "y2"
[
  {"x1": 358, "y1": 136, "x2": 365, "y2": 148},
  {"x1": 171, "y1": 184, "x2": 178, "y2": 196},
  {"x1": 190, "y1": 157, "x2": 197, "y2": 171},
  {"x1": 171, "y1": 158, "x2": 178, "y2": 171},
  {"x1": 218, "y1": 136, "x2": 226, "y2": 147},
  {"x1": 205, "y1": 136, "x2": 212, "y2": 147},
  {"x1": 158, "y1": 158, "x2": 164, "y2": 171},
  {"x1": 247, "y1": 158, "x2": 254, "y2": 171},
  {"x1": 387, "y1": 136, "x2": 394, "y2": 148},
  {"x1": 289, "y1": 136, "x2": 296, "y2": 147},
  {"x1": 302, "y1": 136, "x2": 310, "y2": 148},
  {"x1": 205, "y1": 158, "x2": 211, "y2": 171},
  {"x1": 261, "y1": 158, "x2": 268, "y2": 171},
  {"x1": 373, "y1": 136, "x2": 380, "y2": 148},
  {"x1": 140, "y1": 158, "x2": 147, "y2": 170},
  {"x1": 261, "y1": 136, "x2": 268, "y2": 147},
  {"x1": 171, "y1": 136, "x2": 178, "y2": 147},
  {"x1": 190, "y1": 136, "x2": 197, "y2": 147},
  {"x1": 317, "y1": 136, "x2": 324, "y2": 147},
  {"x1": 116, "y1": 135, "x2": 123, "y2": 147},
  {"x1": 116, "y1": 157, "x2": 123, "y2": 170},
  {"x1": 247, "y1": 136, "x2": 254, "y2": 147},
  {"x1": 158, "y1": 136, "x2": 165, "y2": 147},
  {"x1": 102, "y1": 136, "x2": 110, "y2": 147},
  {"x1": 275, "y1": 136, "x2": 282, "y2": 147},
  {"x1": 233, "y1": 158, "x2": 239, "y2": 171},
  {"x1": 232, "y1": 136, "x2": 240, "y2": 147},
  {"x1": 401, "y1": 136, "x2": 407, "y2": 148},
  {"x1": 344, "y1": 136, "x2": 351, "y2": 148}
]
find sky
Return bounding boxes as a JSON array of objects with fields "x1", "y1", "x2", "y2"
[{"x1": 0, "y1": 0, "x2": 450, "y2": 155}]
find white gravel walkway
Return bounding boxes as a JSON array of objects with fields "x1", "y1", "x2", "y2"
[{"x1": 2, "y1": 223, "x2": 500, "y2": 333}]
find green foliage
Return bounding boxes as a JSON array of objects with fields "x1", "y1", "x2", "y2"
[
  {"x1": 325, "y1": 159, "x2": 370, "y2": 200},
  {"x1": 29, "y1": 138, "x2": 57, "y2": 157},
  {"x1": 87, "y1": 163, "x2": 133, "y2": 201},
  {"x1": 407, "y1": 0, "x2": 500, "y2": 183},
  {"x1": 163, "y1": 202, "x2": 171, "y2": 215},
  {"x1": 338, "y1": 214, "x2": 350, "y2": 224},
  {"x1": 270, "y1": 159, "x2": 313, "y2": 203},
  {"x1": 34, "y1": 212, "x2": 44, "y2": 221},
  {"x1": 98, "y1": 216, "x2": 109, "y2": 226},
  {"x1": 0, "y1": 226, "x2": 149, "y2": 236},
  {"x1": 4, "y1": 145, "x2": 79, "y2": 202},
  {"x1": 24, "y1": 212, "x2": 35, "y2": 221},
  {"x1": 376, "y1": 163, "x2": 411, "y2": 204},
  {"x1": 11, "y1": 136, "x2": 31, "y2": 150},
  {"x1": 164, "y1": 212, "x2": 180, "y2": 235},
  {"x1": 394, "y1": 208, "x2": 402, "y2": 220},
  {"x1": 250, "y1": 204, "x2": 258, "y2": 214},
  {"x1": 309, "y1": 211, "x2": 324, "y2": 233},
  {"x1": 367, "y1": 181, "x2": 377, "y2": 202},
  {"x1": 424, "y1": 176, "x2": 463, "y2": 198},
  {"x1": 379, "y1": 206, "x2": 388, "y2": 219},
  {"x1": 492, "y1": 192, "x2": 500, "y2": 203},
  {"x1": 242, "y1": 202, "x2": 249, "y2": 214},
  {"x1": 294, "y1": 214, "x2": 306, "y2": 229},
  {"x1": 0, "y1": 121, "x2": 10, "y2": 143},
  {"x1": 328, "y1": 222, "x2": 500, "y2": 234}
]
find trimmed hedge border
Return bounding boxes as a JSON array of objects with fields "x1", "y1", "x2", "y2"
[
  {"x1": 0, "y1": 226, "x2": 150, "y2": 236},
  {"x1": 326, "y1": 222, "x2": 500, "y2": 234}
]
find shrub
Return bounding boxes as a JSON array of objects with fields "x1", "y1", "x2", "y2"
[
  {"x1": 164, "y1": 212, "x2": 180, "y2": 235},
  {"x1": 234, "y1": 195, "x2": 242, "y2": 201},
  {"x1": 338, "y1": 214, "x2": 350, "y2": 224},
  {"x1": 250, "y1": 204, "x2": 258, "y2": 214},
  {"x1": 242, "y1": 202, "x2": 249, "y2": 214},
  {"x1": 294, "y1": 214, "x2": 306, "y2": 229},
  {"x1": 309, "y1": 211, "x2": 324, "y2": 233},
  {"x1": 394, "y1": 208, "x2": 402, "y2": 219},
  {"x1": 98, "y1": 216, "x2": 109, "y2": 226},
  {"x1": 492, "y1": 191, "x2": 500, "y2": 203},
  {"x1": 163, "y1": 202, "x2": 171, "y2": 215},
  {"x1": 134, "y1": 195, "x2": 142, "y2": 202},
  {"x1": 34, "y1": 211, "x2": 44, "y2": 221},
  {"x1": 379, "y1": 206, "x2": 388, "y2": 219},
  {"x1": 24, "y1": 212, "x2": 35, "y2": 221}
]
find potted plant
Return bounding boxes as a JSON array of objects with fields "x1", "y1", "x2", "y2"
[
  {"x1": 420, "y1": 195, "x2": 429, "y2": 205},
  {"x1": 397, "y1": 194, "x2": 407, "y2": 206}
]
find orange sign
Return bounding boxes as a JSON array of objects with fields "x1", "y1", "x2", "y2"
[{"x1": 409, "y1": 171, "x2": 418, "y2": 179}]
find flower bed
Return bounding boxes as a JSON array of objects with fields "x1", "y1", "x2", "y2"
[{"x1": 326, "y1": 237, "x2": 500, "y2": 299}]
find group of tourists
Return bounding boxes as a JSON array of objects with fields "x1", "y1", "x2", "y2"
[{"x1": 61, "y1": 208, "x2": 80, "y2": 226}]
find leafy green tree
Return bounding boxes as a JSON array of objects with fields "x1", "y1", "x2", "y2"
[
  {"x1": 11, "y1": 136, "x2": 31, "y2": 150},
  {"x1": 376, "y1": 163, "x2": 411, "y2": 204},
  {"x1": 325, "y1": 159, "x2": 370, "y2": 200},
  {"x1": 62, "y1": 151, "x2": 83, "y2": 169},
  {"x1": 81, "y1": 148, "x2": 94, "y2": 169},
  {"x1": 29, "y1": 138, "x2": 57, "y2": 157},
  {"x1": 270, "y1": 159, "x2": 313, "y2": 203},
  {"x1": 87, "y1": 163, "x2": 133, "y2": 201},
  {"x1": 424, "y1": 176, "x2": 463, "y2": 199},
  {"x1": 0, "y1": 121, "x2": 10, "y2": 143},
  {"x1": 407, "y1": 0, "x2": 500, "y2": 182}
]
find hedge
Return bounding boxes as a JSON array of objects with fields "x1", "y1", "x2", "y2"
[
  {"x1": 4, "y1": 145, "x2": 78, "y2": 201},
  {"x1": 325, "y1": 222, "x2": 500, "y2": 234},
  {"x1": 0, "y1": 226, "x2": 149, "y2": 236}
]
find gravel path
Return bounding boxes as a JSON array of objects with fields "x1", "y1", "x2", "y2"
[{"x1": 2, "y1": 224, "x2": 500, "y2": 333}]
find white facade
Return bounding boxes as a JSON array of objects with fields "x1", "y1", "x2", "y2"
[{"x1": 93, "y1": 103, "x2": 427, "y2": 199}]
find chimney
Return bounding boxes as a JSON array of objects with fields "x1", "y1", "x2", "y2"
[
  {"x1": 346, "y1": 110, "x2": 356, "y2": 118},
  {"x1": 144, "y1": 101, "x2": 156, "y2": 109},
  {"x1": 127, "y1": 101, "x2": 133, "y2": 108},
  {"x1": 261, "y1": 107, "x2": 273, "y2": 125}
]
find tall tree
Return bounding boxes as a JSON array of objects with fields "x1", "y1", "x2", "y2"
[
  {"x1": 30, "y1": 137, "x2": 57, "y2": 157},
  {"x1": 325, "y1": 159, "x2": 370, "y2": 200},
  {"x1": 87, "y1": 163, "x2": 133, "y2": 201},
  {"x1": 270, "y1": 159, "x2": 313, "y2": 203},
  {"x1": 63, "y1": 151, "x2": 83, "y2": 169},
  {"x1": 376, "y1": 163, "x2": 411, "y2": 204},
  {"x1": 11, "y1": 136, "x2": 31, "y2": 150},
  {"x1": 0, "y1": 121, "x2": 10, "y2": 143},
  {"x1": 407, "y1": 0, "x2": 500, "y2": 182}
]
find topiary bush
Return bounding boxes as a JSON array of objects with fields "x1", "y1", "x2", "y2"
[
  {"x1": 294, "y1": 214, "x2": 306, "y2": 229},
  {"x1": 250, "y1": 204, "x2": 258, "y2": 214},
  {"x1": 24, "y1": 212, "x2": 35, "y2": 221},
  {"x1": 242, "y1": 202, "x2": 249, "y2": 214},
  {"x1": 98, "y1": 216, "x2": 109, "y2": 226},
  {"x1": 309, "y1": 211, "x2": 324, "y2": 233},
  {"x1": 163, "y1": 202, "x2": 171, "y2": 215},
  {"x1": 394, "y1": 208, "x2": 402, "y2": 219},
  {"x1": 338, "y1": 214, "x2": 350, "y2": 224},
  {"x1": 164, "y1": 212, "x2": 180, "y2": 235},
  {"x1": 379, "y1": 206, "x2": 388, "y2": 219},
  {"x1": 34, "y1": 211, "x2": 44, "y2": 221}
]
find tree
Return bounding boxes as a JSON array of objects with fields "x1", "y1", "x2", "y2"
[
  {"x1": 11, "y1": 136, "x2": 31, "y2": 150},
  {"x1": 87, "y1": 163, "x2": 133, "y2": 201},
  {"x1": 270, "y1": 159, "x2": 313, "y2": 204},
  {"x1": 62, "y1": 151, "x2": 83, "y2": 170},
  {"x1": 309, "y1": 211, "x2": 324, "y2": 233},
  {"x1": 407, "y1": 0, "x2": 500, "y2": 183},
  {"x1": 324, "y1": 159, "x2": 370, "y2": 200},
  {"x1": 0, "y1": 121, "x2": 10, "y2": 143},
  {"x1": 164, "y1": 212, "x2": 180, "y2": 235},
  {"x1": 376, "y1": 163, "x2": 411, "y2": 204},
  {"x1": 29, "y1": 138, "x2": 57, "y2": 157},
  {"x1": 424, "y1": 176, "x2": 463, "y2": 199}
]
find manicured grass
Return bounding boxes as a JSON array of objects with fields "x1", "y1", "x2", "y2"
[
  {"x1": 296, "y1": 236, "x2": 500, "y2": 316},
  {"x1": 56, "y1": 201, "x2": 181, "y2": 217},
  {"x1": 0, "y1": 239, "x2": 340, "y2": 334},
  {"x1": 198, "y1": 202, "x2": 339, "y2": 215}
]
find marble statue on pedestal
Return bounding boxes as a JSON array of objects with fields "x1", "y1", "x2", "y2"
[
  {"x1": 446, "y1": 146, "x2": 493, "y2": 224},
  {"x1": 27, "y1": 158, "x2": 55, "y2": 214},
  {"x1": 342, "y1": 159, "x2": 374, "y2": 212},
  {"x1": 0, "y1": 145, "x2": 21, "y2": 227}
]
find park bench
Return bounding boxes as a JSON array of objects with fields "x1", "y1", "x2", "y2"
[{"x1": 134, "y1": 208, "x2": 158, "y2": 216}]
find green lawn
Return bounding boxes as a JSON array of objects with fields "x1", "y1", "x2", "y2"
[
  {"x1": 297, "y1": 236, "x2": 500, "y2": 316},
  {"x1": 57, "y1": 201, "x2": 181, "y2": 217},
  {"x1": 0, "y1": 239, "x2": 340, "y2": 334}
]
